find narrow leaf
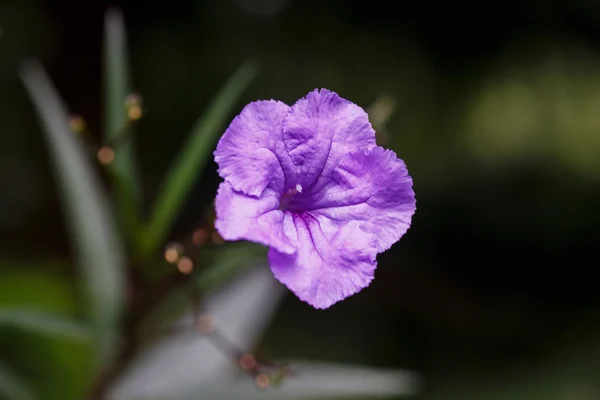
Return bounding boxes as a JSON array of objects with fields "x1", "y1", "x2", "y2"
[
  {"x1": 20, "y1": 61, "x2": 126, "y2": 369},
  {"x1": 174, "y1": 362, "x2": 421, "y2": 400},
  {"x1": 137, "y1": 242, "x2": 265, "y2": 337},
  {"x1": 0, "y1": 264, "x2": 76, "y2": 313},
  {"x1": 0, "y1": 308, "x2": 91, "y2": 341},
  {"x1": 196, "y1": 242, "x2": 266, "y2": 291},
  {"x1": 104, "y1": 8, "x2": 141, "y2": 239},
  {"x1": 0, "y1": 361, "x2": 36, "y2": 400},
  {"x1": 138, "y1": 61, "x2": 258, "y2": 256},
  {"x1": 108, "y1": 266, "x2": 285, "y2": 400}
]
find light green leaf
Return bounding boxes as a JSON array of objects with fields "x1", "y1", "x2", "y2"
[
  {"x1": 0, "y1": 309, "x2": 91, "y2": 342},
  {"x1": 138, "y1": 61, "x2": 258, "y2": 256},
  {"x1": 104, "y1": 8, "x2": 141, "y2": 239},
  {"x1": 20, "y1": 61, "x2": 126, "y2": 369},
  {"x1": 0, "y1": 361, "x2": 36, "y2": 400},
  {"x1": 175, "y1": 362, "x2": 421, "y2": 400},
  {"x1": 109, "y1": 266, "x2": 285, "y2": 400},
  {"x1": 110, "y1": 266, "x2": 422, "y2": 400}
]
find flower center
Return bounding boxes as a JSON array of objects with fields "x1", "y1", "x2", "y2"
[{"x1": 279, "y1": 184, "x2": 303, "y2": 211}]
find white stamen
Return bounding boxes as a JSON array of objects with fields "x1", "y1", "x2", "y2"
[{"x1": 295, "y1": 184, "x2": 303, "y2": 193}]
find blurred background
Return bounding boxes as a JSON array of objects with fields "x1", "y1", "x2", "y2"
[{"x1": 1, "y1": 0, "x2": 600, "y2": 399}]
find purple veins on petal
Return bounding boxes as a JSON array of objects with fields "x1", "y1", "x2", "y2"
[
  {"x1": 304, "y1": 146, "x2": 416, "y2": 252},
  {"x1": 268, "y1": 214, "x2": 378, "y2": 309},
  {"x1": 213, "y1": 88, "x2": 416, "y2": 309}
]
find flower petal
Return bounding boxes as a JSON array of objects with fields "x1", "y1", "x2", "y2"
[
  {"x1": 214, "y1": 100, "x2": 294, "y2": 197},
  {"x1": 301, "y1": 146, "x2": 416, "y2": 252},
  {"x1": 282, "y1": 89, "x2": 376, "y2": 192},
  {"x1": 269, "y1": 213, "x2": 378, "y2": 309},
  {"x1": 214, "y1": 182, "x2": 296, "y2": 254}
]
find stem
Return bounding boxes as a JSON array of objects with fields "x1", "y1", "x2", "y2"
[{"x1": 87, "y1": 224, "x2": 280, "y2": 398}]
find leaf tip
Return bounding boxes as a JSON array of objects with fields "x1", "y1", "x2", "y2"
[
  {"x1": 105, "y1": 7, "x2": 124, "y2": 28},
  {"x1": 18, "y1": 58, "x2": 43, "y2": 83},
  {"x1": 240, "y1": 58, "x2": 260, "y2": 77}
]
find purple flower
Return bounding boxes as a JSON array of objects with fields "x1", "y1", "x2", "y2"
[{"x1": 214, "y1": 89, "x2": 416, "y2": 309}]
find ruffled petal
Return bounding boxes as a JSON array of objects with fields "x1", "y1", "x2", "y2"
[
  {"x1": 213, "y1": 91, "x2": 416, "y2": 310},
  {"x1": 282, "y1": 89, "x2": 376, "y2": 192},
  {"x1": 214, "y1": 182, "x2": 296, "y2": 254},
  {"x1": 268, "y1": 212, "x2": 378, "y2": 309},
  {"x1": 214, "y1": 100, "x2": 294, "y2": 197},
  {"x1": 298, "y1": 146, "x2": 416, "y2": 252}
]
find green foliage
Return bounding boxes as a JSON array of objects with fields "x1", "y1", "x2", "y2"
[
  {"x1": 0, "y1": 266, "x2": 77, "y2": 312},
  {"x1": 20, "y1": 61, "x2": 126, "y2": 370},
  {"x1": 0, "y1": 309, "x2": 91, "y2": 341},
  {"x1": 138, "y1": 242, "x2": 266, "y2": 336},
  {"x1": 13, "y1": 8, "x2": 261, "y2": 399},
  {"x1": 137, "y1": 60, "x2": 258, "y2": 257},
  {"x1": 0, "y1": 267, "x2": 95, "y2": 400},
  {"x1": 0, "y1": 361, "x2": 36, "y2": 400},
  {"x1": 103, "y1": 8, "x2": 142, "y2": 242}
]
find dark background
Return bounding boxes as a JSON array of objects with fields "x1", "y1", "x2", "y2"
[{"x1": 1, "y1": 0, "x2": 599, "y2": 398}]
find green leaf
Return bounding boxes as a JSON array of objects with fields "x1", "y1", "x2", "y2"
[
  {"x1": 137, "y1": 61, "x2": 258, "y2": 256},
  {"x1": 174, "y1": 362, "x2": 420, "y2": 400},
  {"x1": 111, "y1": 265, "x2": 284, "y2": 400},
  {"x1": 0, "y1": 265, "x2": 95, "y2": 399},
  {"x1": 138, "y1": 242, "x2": 265, "y2": 337},
  {"x1": 116, "y1": 265, "x2": 421, "y2": 400},
  {"x1": 20, "y1": 61, "x2": 126, "y2": 369},
  {"x1": 104, "y1": 8, "x2": 141, "y2": 240},
  {"x1": 0, "y1": 309, "x2": 91, "y2": 342},
  {"x1": 0, "y1": 361, "x2": 36, "y2": 400},
  {"x1": 195, "y1": 242, "x2": 266, "y2": 291},
  {"x1": 0, "y1": 263, "x2": 77, "y2": 313}
]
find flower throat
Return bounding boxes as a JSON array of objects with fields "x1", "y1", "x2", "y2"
[{"x1": 279, "y1": 184, "x2": 303, "y2": 211}]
